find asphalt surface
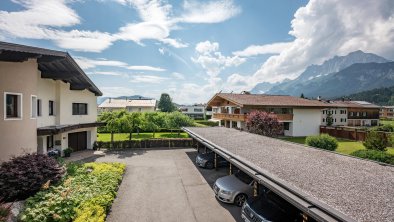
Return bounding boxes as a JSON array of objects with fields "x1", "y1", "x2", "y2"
[{"x1": 90, "y1": 148, "x2": 242, "y2": 222}]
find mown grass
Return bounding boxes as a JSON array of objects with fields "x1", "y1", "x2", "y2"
[
  {"x1": 280, "y1": 137, "x2": 394, "y2": 155},
  {"x1": 97, "y1": 132, "x2": 189, "y2": 142}
]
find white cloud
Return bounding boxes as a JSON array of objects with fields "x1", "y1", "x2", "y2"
[
  {"x1": 126, "y1": 66, "x2": 165, "y2": 71},
  {"x1": 233, "y1": 42, "x2": 292, "y2": 57},
  {"x1": 100, "y1": 86, "x2": 135, "y2": 97},
  {"x1": 87, "y1": 71, "x2": 123, "y2": 76},
  {"x1": 192, "y1": 41, "x2": 245, "y2": 77},
  {"x1": 179, "y1": 0, "x2": 241, "y2": 24},
  {"x1": 129, "y1": 74, "x2": 168, "y2": 83},
  {"x1": 172, "y1": 72, "x2": 185, "y2": 80}
]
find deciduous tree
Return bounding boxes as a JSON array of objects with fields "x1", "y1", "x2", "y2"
[{"x1": 246, "y1": 111, "x2": 283, "y2": 137}]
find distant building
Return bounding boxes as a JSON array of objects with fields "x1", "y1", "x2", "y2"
[
  {"x1": 98, "y1": 98, "x2": 156, "y2": 114},
  {"x1": 321, "y1": 101, "x2": 380, "y2": 127},
  {"x1": 380, "y1": 106, "x2": 394, "y2": 119},
  {"x1": 179, "y1": 104, "x2": 206, "y2": 119}
]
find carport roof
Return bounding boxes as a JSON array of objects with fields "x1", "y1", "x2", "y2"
[{"x1": 183, "y1": 127, "x2": 394, "y2": 222}]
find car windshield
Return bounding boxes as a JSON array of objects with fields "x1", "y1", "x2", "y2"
[{"x1": 235, "y1": 171, "x2": 253, "y2": 184}]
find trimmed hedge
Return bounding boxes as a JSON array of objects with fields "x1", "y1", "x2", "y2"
[
  {"x1": 96, "y1": 138, "x2": 193, "y2": 149},
  {"x1": 0, "y1": 154, "x2": 65, "y2": 201},
  {"x1": 350, "y1": 149, "x2": 394, "y2": 165},
  {"x1": 19, "y1": 162, "x2": 125, "y2": 222},
  {"x1": 306, "y1": 134, "x2": 338, "y2": 151},
  {"x1": 194, "y1": 120, "x2": 219, "y2": 127}
]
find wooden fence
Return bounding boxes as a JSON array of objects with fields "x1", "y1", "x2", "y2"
[
  {"x1": 320, "y1": 126, "x2": 390, "y2": 141},
  {"x1": 96, "y1": 138, "x2": 193, "y2": 149}
]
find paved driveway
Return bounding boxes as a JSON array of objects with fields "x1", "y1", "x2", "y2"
[{"x1": 90, "y1": 148, "x2": 240, "y2": 222}]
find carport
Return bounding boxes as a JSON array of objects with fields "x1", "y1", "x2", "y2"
[{"x1": 183, "y1": 127, "x2": 394, "y2": 222}]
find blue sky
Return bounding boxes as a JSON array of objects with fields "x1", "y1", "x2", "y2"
[{"x1": 1, "y1": 0, "x2": 393, "y2": 104}]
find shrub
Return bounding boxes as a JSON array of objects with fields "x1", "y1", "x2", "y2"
[
  {"x1": 350, "y1": 149, "x2": 394, "y2": 165},
  {"x1": 63, "y1": 148, "x2": 73, "y2": 157},
  {"x1": 0, "y1": 154, "x2": 65, "y2": 201},
  {"x1": 370, "y1": 124, "x2": 394, "y2": 132},
  {"x1": 306, "y1": 134, "x2": 338, "y2": 151},
  {"x1": 246, "y1": 111, "x2": 283, "y2": 137},
  {"x1": 19, "y1": 162, "x2": 125, "y2": 222},
  {"x1": 363, "y1": 131, "x2": 387, "y2": 151},
  {"x1": 0, "y1": 198, "x2": 11, "y2": 222}
]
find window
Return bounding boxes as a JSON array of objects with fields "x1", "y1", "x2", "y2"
[
  {"x1": 72, "y1": 103, "x2": 88, "y2": 115},
  {"x1": 284, "y1": 122, "x2": 290, "y2": 130},
  {"x1": 31, "y1": 95, "x2": 37, "y2": 118},
  {"x1": 194, "y1": 108, "x2": 203, "y2": 112},
  {"x1": 4, "y1": 92, "x2": 22, "y2": 119},
  {"x1": 47, "y1": 135, "x2": 54, "y2": 149},
  {"x1": 363, "y1": 112, "x2": 367, "y2": 117},
  {"x1": 138, "y1": 108, "x2": 142, "y2": 112},
  {"x1": 322, "y1": 118, "x2": 325, "y2": 122},
  {"x1": 49, "y1": 100, "x2": 55, "y2": 116},
  {"x1": 37, "y1": 99, "x2": 42, "y2": 116}
]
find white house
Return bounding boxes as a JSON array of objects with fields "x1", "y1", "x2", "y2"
[
  {"x1": 98, "y1": 98, "x2": 156, "y2": 114},
  {"x1": 207, "y1": 93, "x2": 336, "y2": 137},
  {"x1": 0, "y1": 41, "x2": 103, "y2": 162},
  {"x1": 179, "y1": 104, "x2": 206, "y2": 119}
]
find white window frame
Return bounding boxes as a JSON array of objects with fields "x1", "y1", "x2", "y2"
[
  {"x1": 4, "y1": 92, "x2": 23, "y2": 120},
  {"x1": 31, "y1": 95, "x2": 37, "y2": 119}
]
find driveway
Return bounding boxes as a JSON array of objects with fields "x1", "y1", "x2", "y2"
[{"x1": 90, "y1": 148, "x2": 240, "y2": 222}]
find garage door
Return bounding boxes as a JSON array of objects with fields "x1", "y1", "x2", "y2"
[{"x1": 68, "y1": 131, "x2": 87, "y2": 151}]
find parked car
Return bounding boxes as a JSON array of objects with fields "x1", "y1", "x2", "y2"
[
  {"x1": 213, "y1": 170, "x2": 254, "y2": 206},
  {"x1": 195, "y1": 151, "x2": 228, "y2": 169},
  {"x1": 241, "y1": 189, "x2": 304, "y2": 222}
]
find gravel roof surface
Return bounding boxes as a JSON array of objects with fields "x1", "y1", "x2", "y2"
[{"x1": 185, "y1": 127, "x2": 394, "y2": 222}]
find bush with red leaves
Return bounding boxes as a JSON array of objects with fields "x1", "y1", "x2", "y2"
[
  {"x1": 0, "y1": 154, "x2": 65, "y2": 201},
  {"x1": 246, "y1": 111, "x2": 284, "y2": 137}
]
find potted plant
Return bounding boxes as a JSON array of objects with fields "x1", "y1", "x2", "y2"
[{"x1": 63, "y1": 148, "x2": 73, "y2": 157}]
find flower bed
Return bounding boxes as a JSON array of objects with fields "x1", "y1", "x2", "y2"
[{"x1": 19, "y1": 162, "x2": 125, "y2": 222}]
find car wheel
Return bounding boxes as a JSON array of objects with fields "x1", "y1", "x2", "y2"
[
  {"x1": 205, "y1": 161, "x2": 214, "y2": 169},
  {"x1": 234, "y1": 194, "x2": 247, "y2": 207}
]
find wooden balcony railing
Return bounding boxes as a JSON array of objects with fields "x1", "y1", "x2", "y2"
[{"x1": 213, "y1": 113, "x2": 293, "y2": 121}]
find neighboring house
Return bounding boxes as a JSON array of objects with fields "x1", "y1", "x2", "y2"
[
  {"x1": 380, "y1": 106, "x2": 394, "y2": 119},
  {"x1": 179, "y1": 104, "x2": 206, "y2": 119},
  {"x1": 321, "y1": 100, "x2": 379, "y2": 127},
  {"x1": 98, "y1": 98, "x2": 156, "y2": 114},
  {"x1": 0, "y1": 41, "x2": 103, "y2": 162},
  {"x1": 208, "y1": 93, "x2": 333, "y2": 137}
]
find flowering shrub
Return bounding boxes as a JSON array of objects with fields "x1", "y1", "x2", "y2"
[
  {"x1": 246, "y1": 111, "x2": 283, "y2": 137},
  {"x1": 19, "y1": 162, "x2": 125, "y2": 222}
]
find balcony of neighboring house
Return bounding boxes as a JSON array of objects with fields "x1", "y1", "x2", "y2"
[{"x1": 212, "y1": 106, "x2": 294, "y2": 122}]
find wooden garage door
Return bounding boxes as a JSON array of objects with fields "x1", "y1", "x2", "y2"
[{"x1": 68, "y1": 131, "x2": 87, "y2": 151}]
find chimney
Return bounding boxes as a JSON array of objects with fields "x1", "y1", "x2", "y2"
[
  {"x1": 139, "y1": 96, "x2": 142, "y2": 100},
  {"x1": 109, "y1": 98, "x2": 111, "y2": 103},
  {"x1": 341, "y1": 97, "x2": 345, "y2": 102},
  {"x1": 317, "y1": 96, "x2": 321, "y2": 101}
]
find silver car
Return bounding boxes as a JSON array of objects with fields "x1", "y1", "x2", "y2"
[{"x1": 213, "y1": 170, "x2": 254, "y2": 206}]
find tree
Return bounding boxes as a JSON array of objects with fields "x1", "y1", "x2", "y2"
[
  {"x1": 142, "y1": 112, "x2": 161, "y2": 138},
  {"x1": 245, "y1": 111, "x2": 283, "y2": 137},
  {"x1": 300, "y1": 93, "x2": 305, "y2": 98},
  {"x1": 158, "y1": 93, "x2": 176, "y2": 112},
  {"x1": 98, "y1": 110, "x2": 126, "y2": 147},
  {"x1": 326, "y1": 110, "x2": 334, "y2": 126},
  {"x1": 167, "y1": 112, "x2": 194, "y2": 136},
  {"x1": 120, "y1": 112, "x2": 142, "y2": 140}
]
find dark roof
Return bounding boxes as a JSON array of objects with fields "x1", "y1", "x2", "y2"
[
  {"x1": 184, "y1": 127, "x2": 394, "y2": 222},
  {"x1": 208, "y1": 93, "x2": 336, "y2": 108},
  {"x1": 324, "y1": 100, "x2": 380, "y2": 109},
  {"x1": 37, "y1": 122, "x2": 106, "y2": 136},
  {"x1": 0, "y1": 41, "x2": 102, "y2": 96}
]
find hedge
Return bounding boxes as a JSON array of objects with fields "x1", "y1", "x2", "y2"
[
  {"x1": 350, "y1": 149, "x2": 394, "y2": 165},
  {"x1": 194, "y1": 120, "x2": 219, "y2": 127},
  {"x1": 96, "y1": 138, "x2": 193, "y2": 149},
  {"x1": 19, "y1": 162, "x2": 125, "y2": 222}
]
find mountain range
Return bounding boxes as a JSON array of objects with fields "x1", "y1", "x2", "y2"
[{"x1": 251, "y1": 50, "x2": 393, "y2": 98}]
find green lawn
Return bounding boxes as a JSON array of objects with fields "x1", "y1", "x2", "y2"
[
  {"x1": 280, "y1": 137, "x2": 394, "y2": 155},
  {"x1": 381, "y1": 120, "x2": 394, "y2": 126},
  {"x1": 97, "y1": 132, "x2": 189, "y2": 142}
]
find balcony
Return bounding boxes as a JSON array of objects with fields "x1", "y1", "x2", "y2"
[{"x1": 213, "y1": 113, "x2": 293, "y2": 121}]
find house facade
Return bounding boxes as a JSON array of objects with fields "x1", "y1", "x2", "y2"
[
  {"x1": 179, "y1": 104, "x2": 206, "y2": 119},
  {"x1": 321, "y1": 101, "x2": 380, "y2": 127},
  {"x1": 380, "y1": 106, "x2": 394, "y2": 119},
  {"x1": 0, "y1": 41, "x2": 103, "y2": 162},
  {"x1": 98, "y1": 98, "x2": 156, "y2": 114},
  {"x1": 208, "y1": 93, "x2": 332, "y2": 137}
]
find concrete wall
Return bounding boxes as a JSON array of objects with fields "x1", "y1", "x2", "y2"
[
  {"x1": 292, "y1": 108, "x2": 321, "y2": 137},
  {"x1": 36, "y1": 74, "x2": 57, "y2": 127},
  {"x1": 0, "y1": 60, "x2": 38, "y2": 162},
  {"x1": 127, "y1": 106, "x2": 155, "y2": 112}
]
